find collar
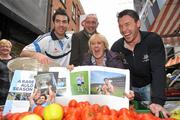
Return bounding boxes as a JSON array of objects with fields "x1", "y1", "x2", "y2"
[
  {"x1": 91, "y1": 52, "x2": 107, "y2": 66},
  {"x1": 83, "y1": 29, "x2": 97, "y2": 38},
  {"x1": 51, "y1": 29, "x2": 69, "y2": 40}
]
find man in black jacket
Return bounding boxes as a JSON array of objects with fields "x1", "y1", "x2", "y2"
[
  {"x1": 111, "y1": 9, "x2": 169, "y2": 118},
  {"x1": 70, "y1": 14, "x2": 99, "y2": 66}
]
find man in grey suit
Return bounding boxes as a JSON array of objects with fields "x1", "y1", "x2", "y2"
[{"x1": 70, "y1": 14, "x2": 99, "y2": 66}]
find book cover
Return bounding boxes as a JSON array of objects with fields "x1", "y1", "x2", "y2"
[
  {"x1": 3, "y1": 70, "x2": 37, "y2": 115},
  {"x1": 50, "y1": 66, "x2": 130, "y2": 110}
]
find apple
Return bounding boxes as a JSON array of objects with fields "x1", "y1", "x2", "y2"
[
  {"x1": 44, "y1": 103, "x2": 63, "y2": 120},
  {"x1": 20, "y1": 113, "x2": 42, "y2": 120}
]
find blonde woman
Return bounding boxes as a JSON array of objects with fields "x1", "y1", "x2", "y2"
[
  {"x1": 68, "y1": 33, "x2": 134, "y2": 100},
  {"x1": 0, "y1": 39, "x2": 13, "y2": 105},
  {"x1": 82, "y1": 33, "x2": 124, "y2": 68}
]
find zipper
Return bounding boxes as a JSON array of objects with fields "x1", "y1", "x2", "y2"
[{"x1": 132, "y1": 51, "x2": 135, "y2": 71}]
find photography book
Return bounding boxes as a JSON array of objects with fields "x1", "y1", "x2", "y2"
[
  {"x1": 3, "y1": 71, "x2": 58, "y2": 115},
  {"x1": 50, "y1": 66, "x2": 130, "y2": 110},
  {"x1": 3, "y1": 66, "x2": 130, "y2": 115},
  {"x1": 3, "y1": 70, "x2": 37, "y2": 115}
]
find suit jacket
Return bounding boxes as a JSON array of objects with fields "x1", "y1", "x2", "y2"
[{"x1": 70, "y1": 30, "x2": 91, "y2": 66}]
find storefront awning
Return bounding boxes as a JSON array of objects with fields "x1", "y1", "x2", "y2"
[
  {"x1": 148, "y1": 0, "x2": 180, "y2": 46},
  {"x1": 148, "y1": 0, "x2": 179, "y2": 37}
]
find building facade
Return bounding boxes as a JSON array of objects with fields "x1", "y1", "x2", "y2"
[{"x1": 0, "y1": 0, "x2": 84, "y2": 56}]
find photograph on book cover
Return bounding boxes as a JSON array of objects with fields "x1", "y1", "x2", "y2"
[
  {"x1": 70, "y1": 71, "x2": 89, "y2": 95},
  {"x1": 3, "y1": 70, "x2": 37, "y2": 115},
  {"x1": 34, "y1": 72, "x2": 58, "y2": 95},
  {"x1": 90, "y1": 70, "x2": 126, "y2": 97}
]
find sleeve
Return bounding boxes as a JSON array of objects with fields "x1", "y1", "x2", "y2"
[
  {"x1": 22, "y1": 35, "x2": 43, "y2": 52},
  {"x1": 148, "y1": 33, "x2": 166, "y2": 105},
  {"x1": 108, "y1": 51, "x2": 125, "y2": 69},
  {"x1": 23, "y1": 42, "x2": 36, "y2": 52},
  {"x1": 70, "y1": 33, "x2": 80, "y2": 66},
  {"x1": 111, "y1": 39, "x2": 121, "y2": 53},
  {"x1": 81, "y1": 53, "x2": 91, "y2": 66}
]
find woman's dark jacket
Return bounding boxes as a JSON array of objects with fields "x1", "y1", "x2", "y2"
[{"x1": 82, "y1": 50, "x2": 124, "y2": 69}]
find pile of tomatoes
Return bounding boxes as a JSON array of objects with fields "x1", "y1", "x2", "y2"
[
  {"x1": 1, "y1": 99, "x2": 177, "y2": 120},
  {"x1": 62, "y1": 99, "x2": 175, "y2": 120}
]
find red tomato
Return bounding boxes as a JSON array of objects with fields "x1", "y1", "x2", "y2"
[
  {"x1": 65, "y1": 107, "x2": 81, "y2": 120},
  {"x1": 91, "y1": 104, "x2": 101, "y2": 113},
  {"x1": 33, "y1": 105, "x2": 44, "y2": 118},
  {"x1": 77, "y1": 101, "x2": 90, "y2": 109},
  {"x1": 83, "y1": 101, "x2": 91, "y2": 106},
  {"x1": 110, "y1": 109, "x2": 118, "y2": 117},
  {"x1": 118, "y1": 108, "x2": 135, "y2": 120},
  {"x1": 100, "y1": 114, "x2": 113, "y2": 120},
  {"x1": 101, "y1": 105, "x2": 111, "y2": 115},
  {"x1": 3, "y1": 113, "x2": 13, "y2": 120},
  {"x1": 63, "y1": 106, "x2": 70, "y2": 117},
  {"x1": 8, "y1": 113, "x2": 21, "y2": 120},
  {"x1": 118, "y1": 108, "x2": 130, "y2": 116},
  {"x1": 68, "y1": 99, "x2": 78, "y2": 107},
  {"x1": 136, "y1": 113, "x2": 157, "y2": 120},
  {"x1": 81, "y1": 107, "x2": 95, "y2": 120}
]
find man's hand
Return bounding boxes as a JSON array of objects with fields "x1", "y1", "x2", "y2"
[
  {"x1": 149, "y1": 103, "x2": 170, "y2": 118},
  {"x1": 124, "y1": 90, "x2": 134, "y2": 100},
  {"x1": 33, "y1": 53, "x2": 52, "y2": 64}
]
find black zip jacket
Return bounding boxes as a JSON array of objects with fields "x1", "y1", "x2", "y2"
[{"x1": 111, "y1": 31, "x2": 166, "y2": 105}]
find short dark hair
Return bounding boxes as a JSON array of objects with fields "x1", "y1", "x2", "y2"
[
  {"x1": 40, "y1": 94, "x2": 47, "y2": 100},
  {"x1": 104, "y1": 78, "x2": 109, "y2": 81},
  {"x1": 52, "y1": 8, "x2": 70, "y2": 23},
  {"x1": 117, "y1": 9, "x2": 139, "y2": 22}
]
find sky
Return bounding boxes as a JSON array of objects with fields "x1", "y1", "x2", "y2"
[{"x1": 80, "y1": 0, "x2": 134, "y2": 47}]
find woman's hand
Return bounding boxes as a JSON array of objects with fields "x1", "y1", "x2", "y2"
[{"x1": 66, "y1": 64, "x2": 74, "y2": 71}]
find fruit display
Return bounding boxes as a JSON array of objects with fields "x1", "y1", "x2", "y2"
[
  {"x1": 1, "y1": 99, "x2": 178, "y2": 120},
  {"x1": 170, "y1": 108, "x2": 180, "y2": 120}
]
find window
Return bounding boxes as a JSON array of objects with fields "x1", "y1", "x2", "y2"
[
  {"x1": 60, "y1": 0, "x2": 66, "y2": 4},
  {"x1": 71, "y1": 3, "x2": 76, "y2": 22}
]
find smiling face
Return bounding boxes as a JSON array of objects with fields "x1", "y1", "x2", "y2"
[
  {"x1": 36, "y1": 95, "x2": 46, "y2": 105},
  {"x1": 89, "y1": 34, "x2": 108, "y2": 59},
  {"x1": 53, "y1": 15, "x2": 69, "y2": 38},
  {"x1": 84, "y1": 14, "x2": 98, "y2": 34},
  {"x1": 118, "y1": 15, "x2": 141, "y2": 43},
  {"x1": 0, "y1": 40, "x2": 12, "y2": 56}
]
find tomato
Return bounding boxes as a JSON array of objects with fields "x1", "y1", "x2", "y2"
[
  {"x1": 63, "y1": 106, "x2": 70, "y2": 117},
  {"x1": 3, "y1": 113, "x2": 13, "y2": 120},
  {"x1": 8, "y1": 113, "x2": 21, "y2": 120},
  {"x1": 77, "y1": 101, "x2": 90, "y2": 110},
  {"x1": 83, "y1": 101, "x2": 91, "y2": 106},
  {"x1": 100, "y1": 114, "x2": 113, "y2": 120},
  {"x1": 136, "y1": 113, "x2": 157, "y2": 120},
  {"x1": 118, "y1": 108, "x2": 136, "y2": 120},
  {"x1": 68, "y1": 99, "x2": 78, "y2": 107},
  {"x1": 91, "y1": 104, "x2": 101, "y2": 113},
  {"x1": 65, "y1": 107, "x2": 81, "y2": 120},
  {"x1": 81, "y1": 107, "x2": 95, "y2": 120},
  {"x1": 77, "y1": 101, "x2": 85, "y2": 109},
  {"x1": 33, "y1": 105, "x2": 44, "y2": 118},
  {"x1": 110, "y1": 109, "x2": 118, "y2": 117},
  {"x1": 101, "y1": 105, "x2": 111, "y2": 115},
  {"x1": 118, "y1": 108, "x2": 130, "y2": 116}
]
